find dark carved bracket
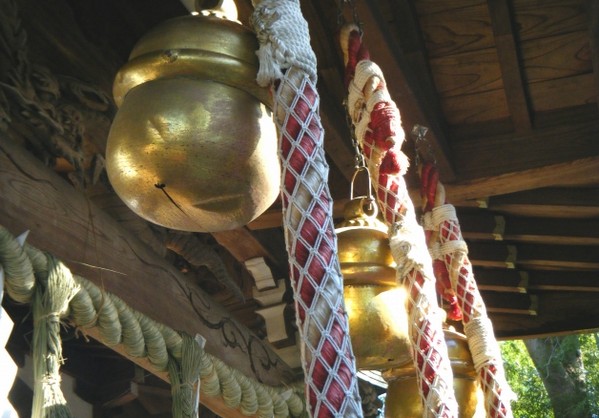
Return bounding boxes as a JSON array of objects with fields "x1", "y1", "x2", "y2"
[{"x1": 0, "y1": 0, "x2": 114, "y2": 188}]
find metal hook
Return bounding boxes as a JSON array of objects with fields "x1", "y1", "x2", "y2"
[
  {"x1": 350, "y1": 165, "x2": 375, "y2": 210},
  {"x1": 411, "y1": 124, "x2": 436, "y2": 167},
  {"x1": 336, "y1": 0, "x2": 362, "y2": 31}
]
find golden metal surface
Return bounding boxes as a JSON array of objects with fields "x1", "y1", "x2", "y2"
[
  {"x1": 343, "y1": 285, "x2": 412, "y2": 370},
  {"x1": 106, "y1": 14, "x2": 280, "y2": 232},
  {"x1": 383, "y1": 329, "x2": 484, "y2": 417},
  {"x1": 336, "y1": 198, "x2": 411, "y2": 370},
  {"x1": 336, "y1": 198, "x2": 396, "y2": 287},
  {"x1": 112, "y1": 15, "x2": 271, "y2": 107}
]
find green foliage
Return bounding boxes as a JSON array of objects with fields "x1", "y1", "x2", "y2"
[
  {"x1": 501, "y1": 332, "x2": 599, "y2": 417},
  {"x1": 500, "y1": 339, "x2": 553, "y2": 418},
  {"x1": 579, "y1": 333, "x2": 599, "y2": 413}
]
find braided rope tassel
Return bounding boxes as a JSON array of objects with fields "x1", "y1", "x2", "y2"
[
  {"x1": 252, "y1": 2, "x2": 362, "y2": 417},
  {"x1": 421, "y1": 162, "x2": 515, "y2": 418},
  {"x1": 341, "y1": 24, "x2": 458, "y2": 417}
]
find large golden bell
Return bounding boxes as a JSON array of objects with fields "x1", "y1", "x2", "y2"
[
  {"x1": 106, "y1": 13, "x2": 280, "y2": 232},
  {"x1": 383, "y1": 329, "x2": 484, "y2": 417},
  {"x1": 335, "y1": 198, "x2": 412, "y2": 370}
]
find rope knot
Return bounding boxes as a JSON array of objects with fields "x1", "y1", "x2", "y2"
[
  {"x1": 251, "y1": 0, "x2": 317, "y2": 86},
  {"x1": 41, "y1": 373, "x2": 62, "y2": 387}
]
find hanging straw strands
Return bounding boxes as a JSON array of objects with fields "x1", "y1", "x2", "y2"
[
  {"x1": 0, "y1": 226, "x2": 306, "y2": 418},
  {"x1": 340, "y1": 23, "x2": 458, "y2": 417},
  {"x1": 31, "y1": 254, "x2": 79, "y2": 418},
  {"x1": 251, "y1": 1, "x2": 363, "y2": 416},
  {"x1": 421, "y1": 162, "x2": 515, "y2": 417}
]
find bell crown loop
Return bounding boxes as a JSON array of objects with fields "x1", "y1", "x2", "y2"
[
  {"x1": 335, "y1": 164, "x2": 387, "y2": 231},
  {"x1": 349, "y1": 166, "x2": 374, "y2": 202},
  {"x1": 336, "y1": 197, "x2": 388, "y2": 233}
]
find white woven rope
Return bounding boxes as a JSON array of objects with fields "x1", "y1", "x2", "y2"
[
  {"x1": 432, "y1": 203, "x2": 516, "y2": 417},
  {"x1": 252, "y1": 3, "x2": 363, "y2": 415},
  {"x1": 432, "y1": 204, "x2": 458, "y2": 227},
  {"x1": 464, "y1": 317, "x2": 502, "y2": 372},
  {"x1": 251, "y1": 0, "x2": 317, "y2": 86},
  {"x1": 389, "y1": 214, "x2": 429, "y2": 281},
  {"x1": 273, "y1": 67, "x2": 363, "y2": 418},
  {"x1": 349, "y1": 50, "x2": 457, "y2": 417}
]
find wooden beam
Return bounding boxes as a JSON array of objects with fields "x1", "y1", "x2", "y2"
[
  {"x1": 474, "y1": 268, "x2": 599, "y2": 293},
  {"x1": 211, "y1": 228, "x2": 273, "y2": 263},
  {"x1": 482, "y1": 292, "x2": 538, "y2": 316},
  {"x1": 81, "y1": 327, "x2": 259, "y2": 418},
  {"x1": 445, "y1": 156, "x2": 599, "y2": 203},
  {"x1": 488, "y1": 187, "x2": 599, "y2": 219},
  {"x1": 355, "y1": 0, "x2": 456, "y2": 180},
  {"x1": 452, "y1": 117, "x2": 599, "y2": 181},
  {"x1": 457, "y1": 211, "x2": 507, "y2": 241},
  {"x1": 251, "y1": 168, "x2": 599, "y2": 229},
  {"x1": 0, "y1": 137, "x2": 295, "y2": 386},
  {"x1": 501, "y1": 216, "x2": 599, "y2": 245},
  {"x1": 468, "y1": 242, "x2": 518, "y2": 269},
  {"x1": 473, "y1": 269, "x2": 528, "y2": 293},
  {"x1": 458, "y1": 210, "x2": 599, "y2": 245},
  {"x1": 487, "y1": 0, "x2": 532, "y2": 131},
  {"x1": 468, "y1": 241, "x2": 599, "y2": 270},
  {"x1": 516, "y1": 243, "x2": 599, "y2": 270},
  {"x1": 526, "y1": 270, "x2": 599, "y2": 292},
  {"x1": 490, "y1": 292, "x2": 599, "y2": 339}
]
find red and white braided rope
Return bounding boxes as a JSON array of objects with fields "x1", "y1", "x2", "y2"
[
  {"x1": 421, "y1": 163, "x2": 515, "y2": 418},
  {"x1": 341, "y1": 25, "x2": 457, "y2": 417},
  {"x1": 252, "y1": 3, "x2": 363, "y2": 417}
]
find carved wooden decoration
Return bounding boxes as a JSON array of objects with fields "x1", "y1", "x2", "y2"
[{"x1": 0, "y1": 0, "x2": 112, "y2": 187}]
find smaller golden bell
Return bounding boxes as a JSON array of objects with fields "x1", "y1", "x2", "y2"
[
  {"x1": 336, "y1": 198, "x2": 484, "y2": 416},
  {"x1": 336, "y1": 198, "x2": 412, "y2": 370},
  {"x1": 106, "y1": 11, "x2": 280, "y2": 232},
  {"x1": 383, "y1": 329, "x2": 484, "y2": 417}
]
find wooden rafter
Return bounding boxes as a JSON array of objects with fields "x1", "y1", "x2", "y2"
[
  {"x1": 487, "y1": 0, "x2": 532, "y2": 132},
  {"x1": 468, "y1": 241, "x2": 599, "y2": 270},
  {"x1": 458, "y1": 211, "x2": 599, "y2": 245},
  {"x1": 482, "y1": 292, "x2": 538, "y2": 316},
  {"x1": 474, "y1": 268, "x2": 599, "y2": 293},
  {"x1": 474, "y1": 269, "x2": 529, "y2": 294},
  {"x1": 446, "y1": 156, "x2": 599, "y2": 203},
  {"x1": 488, "y1": 187, "x2": 599, "y2": 219},
  {"x1": 491, "y1": 291, "x2": 599, "y2": 339},
  {"x1": 452, "y1": 116, "x2": 599, "y2": 180}
]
